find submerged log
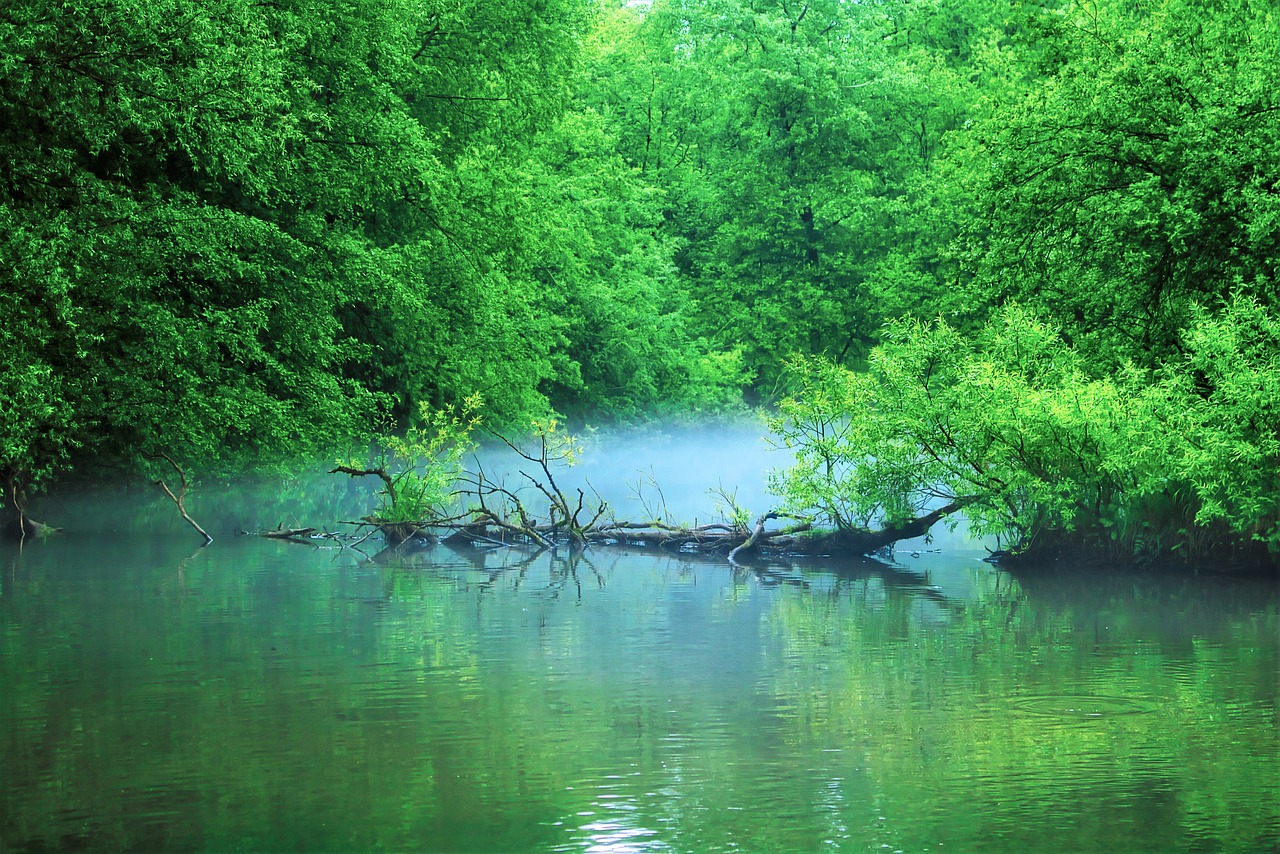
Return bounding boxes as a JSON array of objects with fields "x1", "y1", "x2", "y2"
[{"x1": 253, "y1": 526, "x2": 317, "y2": 542}]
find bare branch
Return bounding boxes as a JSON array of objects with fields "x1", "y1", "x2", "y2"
[{"x1": 148, "y1": 453, "x2": 212, "y2": 545}]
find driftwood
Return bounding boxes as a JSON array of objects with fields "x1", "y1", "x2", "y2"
[
  {"x1": 148, "y1": 453, "x2": 212, "y2": 545},
  {"x1": 322, "y1": 429, "x2": 970, "y2": 563},
  {"x1": 253, "y1": 526, "x2": 317, "y2": 542}
]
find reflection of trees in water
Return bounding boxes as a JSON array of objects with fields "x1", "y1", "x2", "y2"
[
  {"x1": 375, "y1": 541, "x2": 613, "y2": 602},
  {"x1": 1005, "y1": 561, "x2": 1279, "y2": 653},
  {"x1": 4, "y1": 533, "x2": 1275, "y2": 852},
  {"x1": 745, "y1": 554, "x2": 965, "y2": 616},
  {"x1": 762, "y1": 558, "x2": 1278, "y2": 853},
  {"x1": 230, "y1": 540, "x2": 1278, "y2": 854}
]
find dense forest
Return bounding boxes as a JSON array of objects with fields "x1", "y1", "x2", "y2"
[{"x1": 2, "y1": 0, "x2": 1277, "y2": 566}]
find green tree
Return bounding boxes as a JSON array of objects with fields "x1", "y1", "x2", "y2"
[
  {"x1": 0, "y1": 0, "x2": 598, "y2": 504},
  {"x1": 0, "y1": 0, "x2": 380, "y2": 484},
  {"x1": 581, "y1": 0, "x2": 1005, "y2": 396},
  {"x1": 770, "y1": 303, "x2": 1278, "y2": 566},
  {"x1": 955, "y1": 0, "x2": 1280, "y2": 366}
]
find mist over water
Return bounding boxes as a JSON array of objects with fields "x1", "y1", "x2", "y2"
[
  {"x1": 4, "y1": 422, "x2": 1276, "y2": 853},
  {"x1": 24, "y1": 421, "x2": 785, "y2": 541},
  {"x1": 480, "y1": 417, "x2": 992, "y2": 556},
  {"x1": 492, "y1": 418, "x2": 783, "y2": 526},
  {"x1": 28, "y1": 416, "x2": 993, "y2": 556}
]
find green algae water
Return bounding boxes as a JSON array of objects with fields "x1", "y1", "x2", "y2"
[{"x1": 2, "y1": 487, "x2": 1277, "y2": 852}]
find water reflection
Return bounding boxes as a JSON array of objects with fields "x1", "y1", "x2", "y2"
[{"x1": 1, "y1": 511, "x2": 1276, "y2": 853}]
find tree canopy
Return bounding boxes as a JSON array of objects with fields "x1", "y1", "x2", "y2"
[{"x1": 2, "y1": 0, "x2": 1275, "y2": 565}]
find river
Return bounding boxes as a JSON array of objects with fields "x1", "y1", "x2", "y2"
[{"x1": 1, "y1": 461, "x2": 1277, "y2": 852}]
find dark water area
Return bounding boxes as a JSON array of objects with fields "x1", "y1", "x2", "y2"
[{"x1": 2, "y1": 465, "x2": 1277, "y2": 852}]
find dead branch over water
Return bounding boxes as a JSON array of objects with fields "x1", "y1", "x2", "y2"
[
  {"x1": 302, "y1": 427, "x2": 961, "y2": 563},
  {"x1": 148, "y1": 452, "x2": 213, "y2": 546}
]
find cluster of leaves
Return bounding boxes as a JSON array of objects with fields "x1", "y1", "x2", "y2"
[
  {"x1": 1155, "y1": 295, "x2": 1280, "y2": 545},
  {"x1": 343, "y1": 394, "x2": 484, "y2": 528},
  {"x1": 582, "y1": 0, "x2": 1003, "y2": 395},
  {"x1": 770, "y1": 301, "x2": 1279, "y2": 563},
  {"x1": 956, "y1": 0, "x2": 1280, "y2": 365}
]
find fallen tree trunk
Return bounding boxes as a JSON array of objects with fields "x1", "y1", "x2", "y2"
[
  {"x1": 782, "y1": 500, "x2": 971, "y2": 557},
  {"x1": 272, "y1": 500, "x2": 961, "y2": 563},
  {"x1": 329, "y1": 424, "x2": 970, "y2": 562},
  {"x1": 426, "y1": 509, "x2": 966, "y2": 562},
  {"x1": 584, "y1": 501, "x2": 967, "y2": 560}
]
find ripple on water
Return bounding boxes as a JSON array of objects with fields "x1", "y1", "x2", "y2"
[{"x1": 1009, "y1": 694, "x2": 1160, "y2": 719}]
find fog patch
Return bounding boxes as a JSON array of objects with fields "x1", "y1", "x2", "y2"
[
  {"x1": 472, "y1": 418, "x2": 784, "y2": 526},
  {"x1": 470, "y1": 417, "x2": 994, "y2": 555}
]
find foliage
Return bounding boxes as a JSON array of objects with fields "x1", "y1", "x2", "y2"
[
  {"x1": 0, "y1": 0, "x2": 1274, "y2": 569},
  {"x1": 341, "y1": 395, "x2": 483, "y2": 527},
  {"x1": 512, "y1": 106, "x2": 749, "y2": 423},
  {"x1": 769, "y1": 304, "x2": 1279, "y2": 563},
  {"x1": 0, "y1": 0, "x2": 602, "y2": 491},
  {"x1": 1149, "y1": 293, "x2": 1280, "y2": 549},
  {"x1": 956, "y1": 0, "x2": 1280, "y2": 366},
  {"x1": 581, "y1": 0, "x2": 1001, "y2": 395}
]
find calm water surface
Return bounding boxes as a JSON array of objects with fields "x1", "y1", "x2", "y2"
[{"x1": 1, "y1": 483, "x2": 1277, "y2": 852}]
